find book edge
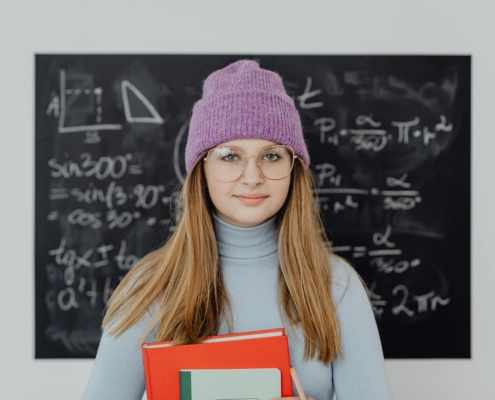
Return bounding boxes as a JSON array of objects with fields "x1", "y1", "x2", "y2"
[{"x1": 143, "y1": 330, "x2": 284, "y2": 349}]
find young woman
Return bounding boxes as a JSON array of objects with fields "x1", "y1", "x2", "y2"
[{"x1": 82, "y1": 60, "x2": 394, "y2": 400}]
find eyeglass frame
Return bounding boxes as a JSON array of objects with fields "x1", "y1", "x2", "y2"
[{"x1": 203, "y1": 144, "x2": 298, "y2": 182}]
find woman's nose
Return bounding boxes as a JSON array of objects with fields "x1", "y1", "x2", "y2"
[{"x1": 240, "y1": 155, "x2": 263, "y2": 185}]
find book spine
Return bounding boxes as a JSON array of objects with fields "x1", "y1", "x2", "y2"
[
  {"x1": 180, "y1": 371, "x2": 192, "y2": 400},
  {"x1": 141, "y1": 347, "x2": 154, "y2": 399}
]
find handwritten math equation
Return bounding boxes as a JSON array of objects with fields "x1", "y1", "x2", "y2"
[
  {"x1": 330, "y1": 224, "x2": 451, "y2": 319},
  {"x1": 313, "y1": 114, "x2": 452, "y2": 151},
  {"x1": 314, "y1": 164, "x2": 421, "y2": 214},
  {"x1": 295, "y1": 75, "x2": 454, "y2": 151}
]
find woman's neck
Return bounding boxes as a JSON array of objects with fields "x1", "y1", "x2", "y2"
[{"x1": 212, "y1": 212, "x2": 278, "y2": 259}]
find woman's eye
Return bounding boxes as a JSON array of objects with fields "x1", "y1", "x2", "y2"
[
  {"x1": 263, "y1": 153, "x2": 280, "y2": 162},
  {"x1": 222, "y1": 154, "x2": 240, "y2": 162}
]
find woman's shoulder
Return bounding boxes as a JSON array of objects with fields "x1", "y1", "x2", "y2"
[
  {"x1": 329, "y1": 254, "x2": 356, "y2": 285},
  {"x1": 329, "y1": 254, "x2": 371, "y2": 311}
]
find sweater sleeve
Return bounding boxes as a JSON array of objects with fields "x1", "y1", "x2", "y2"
[
  {"x1": 331, "y1": 257, "x2": 395, "y2": 400},
  {"x1": 81, "y1": 309, "x2": 156, "y2": 400}
]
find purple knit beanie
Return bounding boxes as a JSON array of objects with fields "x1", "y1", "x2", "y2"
[{"x1": 185, "y1": 59, "x2": 310, "y2": 172}]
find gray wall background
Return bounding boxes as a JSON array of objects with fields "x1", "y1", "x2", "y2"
[{"x1": 1, "y1": 1, "x2": 493, "y2": 399}]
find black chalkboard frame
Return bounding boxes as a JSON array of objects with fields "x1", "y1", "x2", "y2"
[{"x1": 35, "y1": 54, "x2": 471, "y2": 359}]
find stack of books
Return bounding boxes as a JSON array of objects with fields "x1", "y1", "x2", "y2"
[{"x1": 142, "y1": 328, "x2": 293, "y2": 400}]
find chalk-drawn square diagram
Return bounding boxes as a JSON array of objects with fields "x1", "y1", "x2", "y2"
[{"x1": 58, "y1": 69, "x2": 123, "y2": 133}]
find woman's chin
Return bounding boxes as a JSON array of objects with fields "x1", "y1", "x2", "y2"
[{"x1": 218, "y1": 210, "x2": 275, "y2": 228}]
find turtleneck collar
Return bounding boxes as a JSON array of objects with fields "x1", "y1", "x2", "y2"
[{"x1": 212, "y1": 212, "x2": 279, "y2": 259}]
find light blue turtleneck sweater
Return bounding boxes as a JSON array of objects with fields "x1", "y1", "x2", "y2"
[{"x1": 82, "y1": 213, "x2": 394, "y2": 400}]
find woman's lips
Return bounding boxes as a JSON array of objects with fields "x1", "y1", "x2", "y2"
[{"x1": 234, "y1": 195, "x2": 268, "y2": 205}]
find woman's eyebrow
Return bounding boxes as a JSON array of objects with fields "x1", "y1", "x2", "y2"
[
  {"x1": 218, "y1": 145, "x2": 246, "y2": 151},
  {"x1": 217, "y1": 145, "x2": 275, "y2": 153},
  {"x1": 214, "y1": 146, "x2": 240, "y2": 153}
]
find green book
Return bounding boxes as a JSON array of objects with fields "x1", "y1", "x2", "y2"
[{"x1": 180, "y1": 368, "x2": 281, "y2": 400}]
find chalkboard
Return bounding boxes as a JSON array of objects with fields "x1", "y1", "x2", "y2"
[{"x1": 35, "y1": 55, "x2": 470, "y2": 359}]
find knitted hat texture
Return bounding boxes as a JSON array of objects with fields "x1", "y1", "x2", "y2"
[{"x1": 185, "y1": 59, "x2": 310, "y2": 172}]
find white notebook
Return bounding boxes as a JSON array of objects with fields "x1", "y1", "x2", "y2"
[{"x1": 179, "y1": 368, "x2": 281, "y2": 400}]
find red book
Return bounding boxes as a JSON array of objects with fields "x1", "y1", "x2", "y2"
[{"x1": 142, "y1": 328, "x2": 293, "y2": 400}]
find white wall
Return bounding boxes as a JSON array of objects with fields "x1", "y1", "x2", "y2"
[{"x1": 1, "y1": 1, "x2": 494, "y2": 399}]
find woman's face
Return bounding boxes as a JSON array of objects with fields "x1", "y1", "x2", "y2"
[{"x1": 203, "y1": 139, "x2": 292, "y2": 228}]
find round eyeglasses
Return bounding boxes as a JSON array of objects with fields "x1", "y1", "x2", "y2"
[{"x1": 204, "y1": 145, "x2": 297, "y2": 182}]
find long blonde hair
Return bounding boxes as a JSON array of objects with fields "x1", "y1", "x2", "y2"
[{"x1": 103, "y1": 156, "x2": 344, "y2": 364}]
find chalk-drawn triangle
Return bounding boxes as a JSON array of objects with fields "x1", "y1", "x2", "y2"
[{"x1": 121, "y1": 80, "x2": 164, "y2": 124}]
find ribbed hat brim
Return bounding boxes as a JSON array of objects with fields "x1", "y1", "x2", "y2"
[{"x1": 186, "y1": 91, "x2": 309, "y2": 171}]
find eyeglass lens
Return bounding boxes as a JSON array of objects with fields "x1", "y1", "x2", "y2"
[{"x1": 207, "y1": 145, "x2": 295, "y2": 182}]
